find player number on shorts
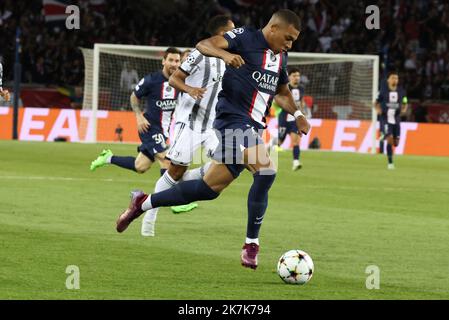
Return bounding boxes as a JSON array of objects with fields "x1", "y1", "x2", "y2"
[{"x1": 152, "y1": 133, "x2": 165, "y2": 145}]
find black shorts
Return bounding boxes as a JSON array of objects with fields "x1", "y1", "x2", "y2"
[
  {"x1": 211, "y1": 118, "x2": 265, "y2": 179},
  {"x1": 278, "y1": 111, "x2": 298, "y2": 141},
  {"x1": 137, "y1": 127, "x2": 168, "y2": 162},
  {"x1": 381, "y1": 122, "x2": 401, "y2": 139}
]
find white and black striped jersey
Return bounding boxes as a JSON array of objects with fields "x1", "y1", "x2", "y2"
[
  {"x1": 0, "y1": 63, "x2": 3, "y2": 90},
  {"x1": 177, "y1": 49, "x2": 225, "y2": 132}
]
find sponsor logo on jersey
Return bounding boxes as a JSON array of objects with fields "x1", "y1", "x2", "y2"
[
  {"x1": 387, "y1": 91, "x2": 399, "y2": 109},
  {"x1": 156, "y1": 99, "x2": 177, "y2": 110},
  {"x1": 252, "y1": 71, "x2": 279, "y2": 92}
]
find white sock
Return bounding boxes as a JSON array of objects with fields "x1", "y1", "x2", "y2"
[
  {"x1": 142, "y1": 195, "x2": 153, "y2": 212},
  {"x1": 245, "y1": 237, "x2": 259, "y2": 245},
  {"x1": 106, "y1": 155, "x2": 112, "y2": 163},
  {"x1": 181, "y1": 162, "x2": 212, "y2": 182},
  {"x1": 141, "y1": 171, "x2": 177, "y2": 213}
]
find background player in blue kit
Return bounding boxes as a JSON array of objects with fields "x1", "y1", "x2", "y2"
[
  {"x1": 277, "y1": 67, "x2": 307, "y2": 170},
  {"x1": 375, "y1": 71, "x2": 408, "y2": 170},
  {"x1": 116, "y1": 10, "x2": 310, "y2": 270},
  {"x1": 90, "y1": 47, "x2": 181, "y2": 174}
]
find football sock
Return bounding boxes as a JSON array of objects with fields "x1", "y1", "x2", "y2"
[
  {"x1": 246, "y1": 169, "x2": 276, "y2": 239},
  {"x1": 387, "y1": 144, "x2": 393, "y2": 164},
  {"x1": 142, "y1": 171, "x2": 177, "y2": 230},
  {"x1": 180, "y1": 162, "x2": 212, "y2": 182},
  {"x1": 293, "y1": 145, "x2": 300, "y2": 160},
  {"x1": 245, "y1": 237, "x2": 259, "y2": 245},
  {"x1": 142, "y1": 179, "x2": 219, "y2": 211},
  {"x1": 110, "y1": 156, "x2": 136, "y2": 171}
]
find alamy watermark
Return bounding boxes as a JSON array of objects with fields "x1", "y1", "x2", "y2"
[
  {"x1": 65, "y1": 265, "x2": 80, "y2": 290},
  {"x1": 365, "y1": 265, "x2": 380, "y2": 289},
  {"x1": 174, "y1": 127, "x2": 279, "y2": 175},
  {"x1": 365, "y1": 5, "x2": 380, "y2": 30},
  {"x1": 65, "y1": 5, "x2": 80, "y2": 30}
]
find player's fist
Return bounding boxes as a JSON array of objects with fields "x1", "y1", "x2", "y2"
[
  {"x1": 187, "y1": 87, "x2": 207, "y2": 100},
  {"x1": 0, "y1": 89, "x2": 10, "y2": 102},
  {"x1": 223, "y1": 53, "x2": 245, "y2": 68},
  {"x1": 295, "y1": 115, "x2": 310, "y2": 136},
  {"x1": 136, "y1": 113, "x2": 150, "y2": 133}
]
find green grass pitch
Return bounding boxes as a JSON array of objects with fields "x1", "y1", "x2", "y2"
[{"x1": 1, "y1": 140, "x2": 448, "y2": 299}]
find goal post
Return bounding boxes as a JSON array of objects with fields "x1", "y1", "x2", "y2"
[
  {"x1": 81, "y1": 45, "x2": 379, "y2": 152},
  {"x1": 287, "y1": 52, "x2": 379, "y2": 154},
  {"x1": 80, "y1": 44, "x2": 189, "y2": 143}
]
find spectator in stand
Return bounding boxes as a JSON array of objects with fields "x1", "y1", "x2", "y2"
[
  {"x1": 413, "y1": 99, "x2": 431, "y2": 123},
  {"x1": 0, "y1": 0, "x2": 449, "y2": 111}
]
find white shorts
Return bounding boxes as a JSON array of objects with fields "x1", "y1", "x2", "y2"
[{"x1": 167, "y1": 122, "x2": 218, "y2": 166}]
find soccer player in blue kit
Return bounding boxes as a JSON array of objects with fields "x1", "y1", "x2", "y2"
[
  {"x1": 277, "y1": 67, "x2": 307, "y2": 170},
  {"x1": 375, "y1": 71, "x2": 408, "y2": 169},
  {"x1": 116, "y1": 10, "x2": 310, "y2": 270},
  {"x1": 90, "y1": 47, "x2": 181, "y2": 174}
]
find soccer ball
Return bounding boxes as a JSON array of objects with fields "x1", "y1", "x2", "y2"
[{"x1": 277, "y1": 249, "x2": 314, "y2": 285}]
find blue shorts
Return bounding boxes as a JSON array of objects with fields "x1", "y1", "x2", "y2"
[
  {"x1": 278, "y1": 111, "x2": 298, "y2": 141},
  {"x1": 137, "y1": 127, "x2": 168, "y2": 162},
  {"x1": 381, "y1": 122, "x2": 401, "y2": 139},
  {"x1": 211, "y1": 117, "x2": 265, "y2": 178}
]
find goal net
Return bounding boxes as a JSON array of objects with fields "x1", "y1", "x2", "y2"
[
  {"x1": 80, "y1": 44, "x2": 187, "y2": 143},
  {"x1": 287, "y1": 52, "x2": 378, "y2": 121},
  {"x1": 81, "y1": 45, "x2": 378, "y2": 151}
]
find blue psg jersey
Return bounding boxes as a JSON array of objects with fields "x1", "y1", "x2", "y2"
[
  {"x1": 377, "y1": 84, "x2": 407, "y2": 125},
  {"x1": 217, "y1": 26, "x2": 289, "y2": 128},
  {"x1": 281, "y1": 84, "x2": 304, "y2": 121},
  {"x1": 134, "y1": 71, "x2": 179, "y2": 137}
]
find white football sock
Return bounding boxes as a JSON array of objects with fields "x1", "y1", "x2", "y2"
[
  {"x1": 245, "y1": 237, "x2": 259, "y2": 245},
  {"x1": 106, "y1": 155, "x2": 112, "y2": 163},
  {"x1": 181, "y1": 162, "x2": 212, "y2": 182},
  {"x1": 141, "y1": 171, "x2": 177, "y2": 233}
]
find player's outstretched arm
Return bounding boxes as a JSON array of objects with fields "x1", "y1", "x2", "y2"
[
  {"x1": 275, "y1": 83, "x2": 310, "y2": 135},
  {"x1": 196, "y1": 36, "x2": 245, "y2": 68},
  {"x1": 169, "y1": 69, "x2": 206, "y2": 100}
]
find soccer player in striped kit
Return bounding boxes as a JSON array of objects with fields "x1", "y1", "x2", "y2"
[
  {"x1": 140, "y1": 15, "x2": 235, "y2": 236},
  {"x1": 0, "y1": 63, "x2": 11, "y2": 102}
]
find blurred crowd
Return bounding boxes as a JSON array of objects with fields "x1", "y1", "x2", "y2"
[{"x1": 1, "y1": 0, "x2": 449, "y2": 108}]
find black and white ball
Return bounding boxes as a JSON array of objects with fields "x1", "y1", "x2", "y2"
[{"x1": 277, "y1": 250, "x2": 314, "y2": 285}]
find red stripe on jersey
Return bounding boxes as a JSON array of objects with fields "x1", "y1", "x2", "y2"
[
  {"x1": 160, "y1": 107, "x2": 163, "y2": 128},
  {"x1": 160, "y1": 82, "x2": 164, "y2": 99},
  {"x1": 262, "y1": 49, "x2": 267, "y2": 69},
  {"x1": 249, "y1": 49, "x2": 268, "y2": 118},
  {"x1": 248, "y1": 90, "x2": 258, "y2": 118},
  {"x1": 44, "y1": 4, "x2": 67, "y2": 15}
]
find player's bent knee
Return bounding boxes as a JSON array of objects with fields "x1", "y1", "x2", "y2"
[
  {"x1": 134, "y1": 162, "x2": 151, "y2": 174},
  {"x1": 168, "y1": 164, "x2": 187, "y2": 181}
]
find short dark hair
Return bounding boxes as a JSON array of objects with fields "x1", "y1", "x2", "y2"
[
  {"x1": 207, "y1": 15, "x2": 232, "y2": 36},
  {"x1": 273, "y1": 9, "x2": 301, "y2": 31},
  {"x1": 164, "y1": 47, "x2": 181, "y2": 59},
  {"x1": 288, "y1": 67, "x2": 300, "y2": 75},
  {"x1": 387, "y1": 70, "x2": 399, "y2": 78}
]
